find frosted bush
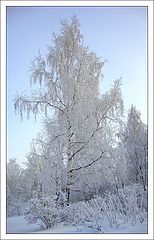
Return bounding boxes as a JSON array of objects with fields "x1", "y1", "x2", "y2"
[
  {"x1": 77, "y1": 199, "x2": 103, "y2": 231},
  {"x1": 69, "y1": 184, "x2": 147, "y2": 231},
  {"x1": 116, "y1": 183, "x2": 147, "y2": 224},
  {"x1": 64, "y1": 199, "x2": 103, "y2": 231},
  {"x1": 7, "y1": 197, "x2": 26, "y2": 217},
  {"x1": 24, "y1": 196, "x2": 64, "y2": 229},
  {"x1": 24, "y1": 184, "x2": 147, "y2": 231},
  {"x1": 7, "y1": 201, "x2": 22, "y2": 217}
]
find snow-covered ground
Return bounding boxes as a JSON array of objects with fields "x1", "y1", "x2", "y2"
[
  {"x1": 7, "y1": 216, "x2": 147, "y2": 234},
  {"x1": 7, "y1": 216, "x2": 95, "y2": 234},
  {"x1": 7, "y1": 216, "x2": 41, "y2": 233}
]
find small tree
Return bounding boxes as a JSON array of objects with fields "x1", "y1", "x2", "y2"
[
  {"x1": 7, "y1": 159, "x2": 24, "y2": 216},
  {"x1": 122, "y1": 106, "x2": 148, "y2": 190}
]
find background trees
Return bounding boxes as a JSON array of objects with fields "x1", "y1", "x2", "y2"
[
  {"x1": 7, "y1": 159, "x2": 25, "y2": 216},
  {"x1": 122, "y1": 106, "x2": 148, "y2": 190}
]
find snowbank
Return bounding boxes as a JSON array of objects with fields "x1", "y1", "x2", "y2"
[
  {"x1": 7, "y1": 216, "x2": 147, "y2": 234},
  {"x1": 7, "y1": 216, "x2": 41, "y2": 233}
]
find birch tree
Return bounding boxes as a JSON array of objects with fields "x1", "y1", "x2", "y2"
[{"x1": 14, "y1": 16, "x2": 123, "y2": 205}]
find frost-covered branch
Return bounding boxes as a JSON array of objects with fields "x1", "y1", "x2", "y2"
[
  {"x1": 70, "y1": 150, "x2": 104, "y2": 173},
  {"x1": 14, "y1": 94, "x2": 65, "y2": 119}
]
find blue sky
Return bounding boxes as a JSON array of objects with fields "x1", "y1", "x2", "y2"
[{"x1": 7, "y1": 6, "x2": 147, "y2": 166}]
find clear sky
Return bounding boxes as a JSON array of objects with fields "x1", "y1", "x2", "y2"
[{"x1": 7, "y1": 6, "x2": 147, "y2": 167}]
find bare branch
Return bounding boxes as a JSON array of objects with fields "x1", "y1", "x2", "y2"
[
  {"x1": 70, "y1": 150, "x2": 104, "y2": 173},
  {"x1": 52, "y1": 132, "x2": 68, "y2": 141}
]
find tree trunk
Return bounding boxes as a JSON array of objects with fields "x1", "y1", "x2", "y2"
[
  {"x1": 66, "y1": 186, "x2": 70, "y2": 206},
  {"x1": 65, "y1": 116, "x2": 73, "y2": 206}
]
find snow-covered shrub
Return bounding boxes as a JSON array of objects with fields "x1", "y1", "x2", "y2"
[
  {"x1": 67, "y1": 184, "x2": 147, "y2": 232},
  {"x1": 75, "y1": 198, "x2": 104, "y2": 231},
  {"x1": 24, "y1": 184, "x2": 147, "y2": 231},
  {"x1": 63, "y1": 199, "x2": 103, "y2": 231},
  {"x1": 7, "y1": 201, "x2": 22, "y2": 217},
  {"x1": 101, "y1": 184, "x2": 147, "y2": 226},
  {"x1": 7, "y1": 196, "x2": 26, "y2": 217},
  {"x1": 101, "y1": 194, "x2": 119, "y2": 228},
  {"x1": 24, "y1": 196, "x2": 64, "y2": 229},
  {"x1": 66, "y1": 196, "x2": 118, "y2": 231},
  {"x1": 116, "y1": 184, "x2": 147, "y2": 225}
]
